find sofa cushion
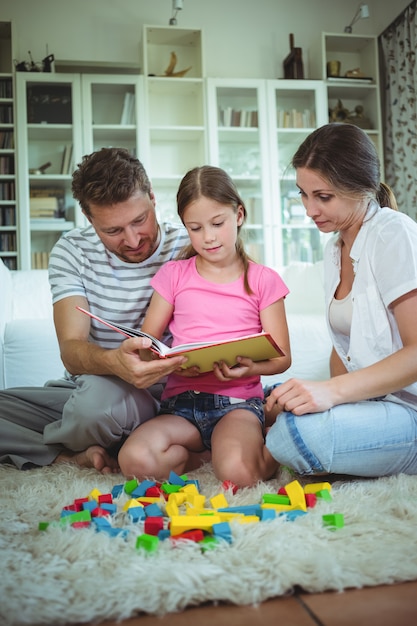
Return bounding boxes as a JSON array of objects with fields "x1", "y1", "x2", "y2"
[
  {"x1": 11, "y1": 270, "x2": 53, "y2": 320},
  {"x1": 281, "y1": 261, "x2": 325, "y2": 315},
  {"x1": 0, "y1": 259, "x2": 13, "y2": 335},
  {"x1": 2, "y1": 319, "x2": 64, "y2": 388}
]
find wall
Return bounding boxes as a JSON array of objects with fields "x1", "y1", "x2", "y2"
[{"x1": 2, "y1": 0, "x2": 412, "y2": 80}]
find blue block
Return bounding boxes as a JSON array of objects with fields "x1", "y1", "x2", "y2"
[
  {"x1": 144, "y1": 503, "x2": 164, "y2": 518},
  {"x1": 217, "y1": 505, "x2": 263, "y2": 518},
  {"x1": 168, "y1": 470, "x2": 186, "y2": 486},
  {"x1": 131, "y1": 479, "x2": 156, "y2": 498},
  {"x1": 158, "y1": 529, "x2": 171, "y2": 540},
  {"x1": 260, "y1": 509, "x2": 276, "y2": 521},
  {"x1": 92, "y1": 516, "x2": 112, "y2": 529},
  {"x1": 280, "y1": 510, "x2": 308, "y2": 522},
  {"x1": 82, "y1": 501, "x2": 98, "y2": 513},
  {"x1": 212, "y1": 521, "x2": 232, "y2": 543},
  {"x1": 127, "y1": 507, "x2": 145, "y2": 523},
  {"x1": 100, "y1": 503, "x2": 117, "y2": 515},
  {"x1": 111, "y1": 484, "x2": 124, "y2": 499}
]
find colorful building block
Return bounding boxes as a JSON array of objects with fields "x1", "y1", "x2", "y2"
[
  {"x1": 322, "y1": 513, "x2": 344, "y2": 529},
  {"x1": 136, "y1": 533, "x2": 159, "y2": 553}
]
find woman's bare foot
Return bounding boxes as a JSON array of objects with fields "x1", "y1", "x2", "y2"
[{"x1": 53, "y1": 445, "x2": 119, "y2": 474}]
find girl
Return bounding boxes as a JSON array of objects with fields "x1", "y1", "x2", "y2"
[{"x1": 118, "y1": 165, "x2": 291, "y2": 486}]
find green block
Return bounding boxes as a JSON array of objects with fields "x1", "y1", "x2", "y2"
[
  {"x1": 124, "y1": 478, "x2": 139, "y2": 494},
  {"x1": 136, "y1": 533, "x2": 159, "y2": 553},
  {"x1": 38, "y1": 521, "x2": 50, "y2": 531},
  {"x1": 200, "y1": 536, "x2": 220, "y2": 552},
  {"x1": 322, "y1": 513, "x2": 344, "y2": 530},
  {"x1": 60, "y1": 509, "x2": 92, "y2": 526},
  {"x1": 161, "y1": 483, "x2": 182, "y2": 493},
  {"x1": 262, "y1": 493, "x2": 291, "y2": 505},
  {"x1": 316, "y1": 489, "x2": 332, "y2": 501}
]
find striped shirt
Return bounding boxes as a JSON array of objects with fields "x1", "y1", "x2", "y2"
[{"x1": 48, "y1": 222, "x2": 189, "y2": 349}]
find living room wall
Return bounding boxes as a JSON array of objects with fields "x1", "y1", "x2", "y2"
[{"x1": 3, "y1": 0, "x2": 411, "y2": 80}]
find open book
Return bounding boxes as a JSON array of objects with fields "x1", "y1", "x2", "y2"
[{"x1": 77, "y1": 306, "x2": 285, "y2": 373}]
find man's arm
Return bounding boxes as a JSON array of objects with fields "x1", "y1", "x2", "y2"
[{"x1": 53, "y1": 295, "x2": 187, "y2": 387}]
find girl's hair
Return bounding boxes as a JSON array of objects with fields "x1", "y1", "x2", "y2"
[
  {"x1": 176, "y1": 165, "x2": 253, "y2": 294},
  {"x1": 72, "y1": 147, "x2": 152, "y2": 217},
  {"x1": 292, "y1": 123, "x2": 398, "y2": 210}
]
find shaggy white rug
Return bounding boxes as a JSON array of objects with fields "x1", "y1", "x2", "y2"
[{"x1": 1, "y1": 463, "x2": 417, "y2": 626}]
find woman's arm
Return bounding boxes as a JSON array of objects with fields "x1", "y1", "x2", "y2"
[{"x1": 265, "y1": 290, "x2": 417, "y2": 415}]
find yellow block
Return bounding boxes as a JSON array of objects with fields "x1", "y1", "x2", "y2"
[
  {"x1": 123, "y1": 498, "x2": 144, "y2": 511},
  {"x1": 169, "y1": 515, "x2": 221, "y2": 536},
  {"x1": 217, "y1": 512, "x2": 245, "y2": 522},
  {"x1": 167, "y1": 492, "x2": 187, "y2": 506},
  {"x1": 261, "y1": 503, "x2": 295, "y2": 512},
  {"x1": 135, "y1": 496, "x2": 162, "y2": 504},
  {"x1": 210, "y1": 493, "x2": 229, "y2": 509},
  {"x1": 234, "y1": 515, "x2": 259, "y2": 525},
  {"x1": 285, "y1": 479, "x2": 307, "y2": 511},
  {"x1": 180, "y1": 484, "x2": 200, "y2": 496},
  {"x1": 88, "y1": 488, "x2": 102, "y2": 501},
  {"x1": 304, "y1": 482, "x2": 332, "y2": 494},
  {"x1": 165, "y1": 500, "x2": 179, "y2": 518},
  {"x1": 185, "y1": 494, "x2": 206, "y2": 509}
]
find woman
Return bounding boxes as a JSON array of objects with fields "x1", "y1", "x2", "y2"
[{"x1": 264, "y1": 123, "x2": 417, "y2": 477}]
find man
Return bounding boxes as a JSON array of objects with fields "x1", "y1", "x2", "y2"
[{"x1": 0, "y1": 148, "x2": 189, "y2": 473}]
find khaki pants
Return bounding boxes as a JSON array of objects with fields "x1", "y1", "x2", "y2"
[{"x1": 0, "y1": 375, "x2": 162, "y2": 469}]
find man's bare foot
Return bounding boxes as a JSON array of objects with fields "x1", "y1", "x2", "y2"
[{"x1": 53, "y1": 445, "x2": 120, "y2": 474}]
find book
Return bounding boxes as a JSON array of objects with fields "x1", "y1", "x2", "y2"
[
  {"x1": 327, "y1": 76, "x2": 373, "y2": 84},
  {"x1": 76, "y1": 306, "x2": 285, "y2": 373}
]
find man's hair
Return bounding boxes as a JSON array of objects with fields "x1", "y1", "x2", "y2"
[{"x1": 72, "y1": 147, "x2": 152, "y2": 216}]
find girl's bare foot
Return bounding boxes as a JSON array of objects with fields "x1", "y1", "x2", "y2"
[{"x1": 54, "y1": 445, "x2": 119, "y2": 474}]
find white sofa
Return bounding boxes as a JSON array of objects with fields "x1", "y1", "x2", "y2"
[{"x1": 0, "y1": 259, "x2": 332, "y2": 391}]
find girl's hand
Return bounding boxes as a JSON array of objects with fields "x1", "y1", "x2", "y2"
[
  {"x1": 264, "y1": 378, "x2": 336, "y2": 416},
  {"x1": 212, "y1": 356, "x2": 253, "y2": 381}
]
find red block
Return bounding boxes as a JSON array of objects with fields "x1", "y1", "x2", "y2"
[
  {"x1": 222, "y1": 480, "x2": 238, "y2": 494},
  {"x1": 144, "y1": 516, "x2": 164, "y2": 536},
  {"x1": 91, "y1": 507, "x2": 111, "y2": 518},
  {"x1": 170, "y1": 529, "x2": 205, "y2": 543},
  {"x1": 145, "y1": 486, "x2": 163, "y2": 497},
  {"x1": 305, "y1": 493, "x2": 317, "y2": 508},
  {"x1": 98, "y1": 493, "x2": 113, "y2": 504}
]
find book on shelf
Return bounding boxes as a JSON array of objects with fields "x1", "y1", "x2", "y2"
[
  {"x1": 30, "y1": 187, "x2": 66, "y2": 216},
  {"x1": 76, "y1": 306, "x2": 285, "y2": 373},
  {"x1": 327, "y1": 76, "x2": 373, "y2": 84},
  {"x1": 61, "y1": 144, "x2": 73, "y2": 175},
  {"x1": 120, "y1": 92, "x2": 135, "y2": 125},
  {"x1": 30, "y1": 196, "x2": 59, "y2": 218},
  {"x1": 31, "y1": 251, "x2": 50, "y2": 269}
]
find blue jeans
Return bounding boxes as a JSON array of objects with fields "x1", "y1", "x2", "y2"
[
  {"x1": 160, "y1": 391, "x2": 264, "y2": 449},
  {"x1": 265, "y1": 400, "x2": 417, "y2": 477}
]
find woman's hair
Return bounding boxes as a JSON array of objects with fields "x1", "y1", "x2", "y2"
[
  {"x1": 72, "y1": 147, "x2": 152, "y2": 217},
  {"x1": 176, "y1": 165, "x2": 253, "y2": 294},
  {"x1": 292, "y1": 123, "x2": 398, "y2": 210}
]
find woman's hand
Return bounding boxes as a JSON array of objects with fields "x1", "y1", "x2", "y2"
[{"x1": 264, "y1": 377, "x2": 336, "y2": 416}]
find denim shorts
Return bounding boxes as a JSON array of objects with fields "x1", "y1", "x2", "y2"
[{"x1": 159, "y1": 391, "x2": 265, "y2": 449}]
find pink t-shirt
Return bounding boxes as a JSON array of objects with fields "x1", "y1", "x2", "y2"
[{"x1": 151, "y1": 257, "x2": 289, "y2": 400}]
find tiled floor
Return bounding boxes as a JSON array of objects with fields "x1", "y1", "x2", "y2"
[{"x1": 96, "y1": 580, "x2": 417, "y2": 626}]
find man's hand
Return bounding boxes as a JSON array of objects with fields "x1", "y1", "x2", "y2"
[{"x1": 110, "y1": 337, "x2": 188, "y2": 388}]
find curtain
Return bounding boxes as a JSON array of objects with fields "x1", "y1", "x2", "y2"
[{"x1": 379, "y1": 1, "x2": 417, "y2": 219}]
